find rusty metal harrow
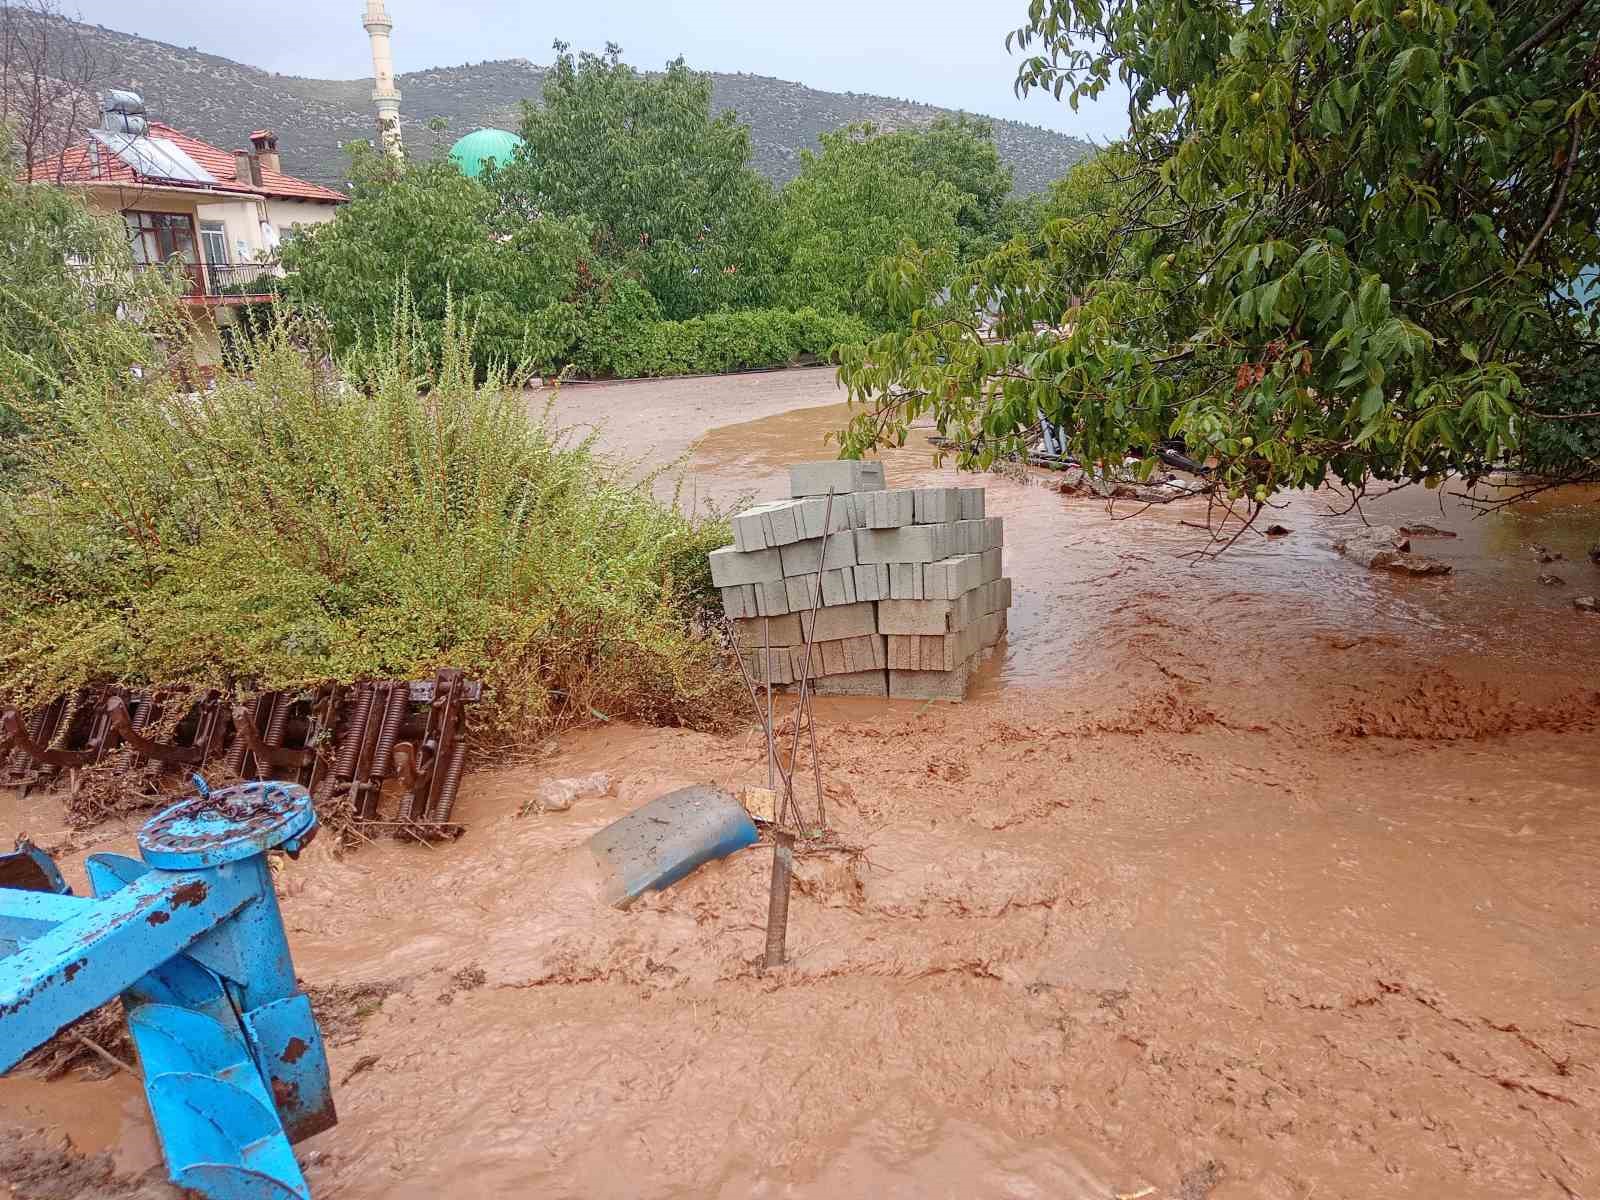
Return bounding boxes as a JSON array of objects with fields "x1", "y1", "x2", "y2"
[{"x1": 0, "y1": 671, "x2": 480, "y2": 831}]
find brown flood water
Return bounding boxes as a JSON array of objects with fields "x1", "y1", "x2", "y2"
[{"x1": 5, "y1": 396, "x2": 1600, "y2": 1200}]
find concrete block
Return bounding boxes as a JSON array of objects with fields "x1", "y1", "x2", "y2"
[
  {"x1": 731, "y1": 501, "x2": 807, "y2": 551},
  {"x1": 913, "y1": 487, "x2": 960, "y2": 524},
  {"x1": 985, "y1": 516, "x2": 1005, "y2": 548},
  {"x1": 754, "y1": 579, "x2": 791, "y2": 616},
  {"x1": 855, "y1": 522, "x2": 956, "y2": 565},
  {"x1": 732, "y1": 614, "x2": 804, "y2": 648},
  {"x1": 844, "y1": 634, "x2": 888, "y2": 672},
  {"x1": 886, "y1": 625, "x2": 981, "y2": 672},
  {"x1": 980, "y1": 547, "x2": 1003, "y2": 583},
  {"x1": 953, "y1": 519, "x2": 988, "y2": 555},
  {"x1": 761, "y1": 502, "x2": 804, "y2": 547},
  {"x1": 795, "y1": 495, "x2": 855, "y2": 539},
  {"x1": 791, "y1": 634, "x2": 885, "y2": 679},
  {"x1": 710, "y1": 545, "x2": 782, "y2": 587},
  {"x1": 976, "y1": 577, "x2": 1012, "y2": 615},
  {"x1": 888, "y1": 655, "x2": 975, "y2": 702},
  {"x1": 854, "y1": 562, "x2": 891, "y2": 602},
  {"x1": 877, "y1": 594, "x2": 980, "y2": 636},
  {"x1": 862, "y1": 488, "x2": 916, "y2": 529},
  {"x1": 981, "y1": 611, "x2": 1008, "y2": 648},
  {"x1": 720, "y1": 584, "x2": 756, "y2": 619},
  {"x1": 889, "y1": 561, "x2": 924, "y2": 600},
  {"x1": 731, "y1": 506, "x2": 770, "y2": 552},
  {"x1": 924, "y1": 554, "x2": 982, "y2": 601},
  {"x1": 780, "y1": 534, "x2": 858, "y2": 576},
  {"x1": 789, "y1": 459, "x2": 886, "y2": 497},
  {"x1": 799, "y1": 600, "x2": 878, "y2": 642},
  {"x1": 813, "y1": 669, "x2": 888, "y2": 697},
  {"x1": 741, "y1": 647, "x2": 795, "y2": 686},
  {"x1": 785, "y1": 568, "x2": 857, "y2": 610},
  {"x1": 958, "y1": 487, "x2": 985, "y2": 520}
]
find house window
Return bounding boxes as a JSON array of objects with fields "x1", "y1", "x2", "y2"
[
  {"x1": 199, "y1": 221, "x2": 230, "y2": 266},
  {"x1": 124, "y1": 211, "x2": 198, "y2": 265}
]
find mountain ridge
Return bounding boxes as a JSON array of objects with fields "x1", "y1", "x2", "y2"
[{"x1": 67, "y1": 19, "x2": 1095, "y2": 192}]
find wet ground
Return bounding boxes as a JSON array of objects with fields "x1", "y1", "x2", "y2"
[{"x1": 5, "y1": 371, "x2": 1600, "y2": 1200}]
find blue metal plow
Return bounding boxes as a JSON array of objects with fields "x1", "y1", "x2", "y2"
[{"x1": 1, "y1": 780, "x2": 335, "y2": 1199}]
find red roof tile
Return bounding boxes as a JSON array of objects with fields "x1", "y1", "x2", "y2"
[{"x1": 26, "y1": 121, "x2": 347, "y2": 204}]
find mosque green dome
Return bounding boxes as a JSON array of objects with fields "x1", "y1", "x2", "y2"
[{"x1": 448, "y1": 128, "x2": 524, "y2": 178}]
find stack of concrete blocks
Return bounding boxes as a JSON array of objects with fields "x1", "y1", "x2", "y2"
[{"x1": 710, "y1": 460, "x2": 1012, "y2": 701}]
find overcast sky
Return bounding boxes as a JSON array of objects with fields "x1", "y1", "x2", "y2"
[{"x1": 70, "y1": 0, "x2": 1129, "y2": 142}]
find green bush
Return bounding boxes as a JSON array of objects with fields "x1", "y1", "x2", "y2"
[
  {"x1": 568, "y1": 306, "x2": 869, "y2": 379},
  {"x1": 0, "y1": 310, "x2": 741, "y2": 745}
]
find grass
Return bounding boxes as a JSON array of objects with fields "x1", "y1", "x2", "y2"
[{"x1": 0, "y1": 308, "x2": 742, "y2": 747}]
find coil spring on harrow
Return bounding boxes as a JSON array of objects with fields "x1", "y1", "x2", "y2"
[{"x1": 0, "y1": 671, "x2": 480, "y2": 835}]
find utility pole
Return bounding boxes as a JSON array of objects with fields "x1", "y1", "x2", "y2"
[{"x1": 362, "y1": 0, "x2": 403, "y2": 160}]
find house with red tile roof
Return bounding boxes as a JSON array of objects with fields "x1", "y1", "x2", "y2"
[{"x1": 26, "y1": 91, "x2": 347, "y2": 360}]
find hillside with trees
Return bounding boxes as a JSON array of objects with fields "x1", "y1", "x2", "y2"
[{"x1": 57, "y1": 17, "x2": 1095, "y2": 191}]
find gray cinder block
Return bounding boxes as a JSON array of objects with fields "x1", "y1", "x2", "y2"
[
  {"x1": 780, "y1": 534, "x2": 858, "y2": 576},
  {"x1": 886, "y1": 624, "x2": 982, "y2": 672},
  {"x1": 741, "y1": 647, "x2": 796, "y2": 686},
  {"x1": 980, "y1": 611, "x2": 1008, "y2": 647},
  {"x1": 798, "y1": 600, "x2": 878, "y2": 642},
  {"x1": 790, "y1": 634, "x2": 886, "y2": 679},
  {"x1": 855, "y1": 523, "x2": 956, "y2": 565},
  {"x1": 732, "y1": 614, "x2": 804, "y2": 648},
  {"x1": 888, "y1": 655, "x2": 975, "y2": 701},
  {"x1": 854, "y1": 562, "x2": 891, "y2": 602},
  {"x1": 958, "y1": 487, "x2": 985, "y2": 520},
  {"x1": 785, "y1": 568, "x2": 857, "y2": 610},
  {"x1": 720, "y1": 584, "x2": 754, "y2": 619},
  {"x1": 789, "y1": 460, "x2": 887, "y2": 497},
  {"x1": 862, "y1": 488, "x2": 916, "y2": 529},
  {"x1": 981, "y1": 547, "x2": 1003, "y2": 583},
  {"x1": 913, "y1": 487, "x2": 960, "y2": 524},
  {"x1": 880, "y1": 585, "x2": 990, "y2": 635},
  {"x1": 754, "y1": 579, "x2": 791, "y2": 616},
  {"x1": 889, "y1": 561, "x2": 923, "y2": 600},
  {"x1": 923, "y1": 554, "x2": 982, "y2": 600},
  {"x1": 795, "y1": 495, "x2": 856, "y2": 539},
  {"x1": 710, "y1": 545, "x2": 782, "y2": 586},
  {"x1": 813, "y1": 669, "x2": 889, "y2": 697}
]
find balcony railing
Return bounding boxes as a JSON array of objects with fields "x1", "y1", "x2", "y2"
[{"x1": 133, "y1": 260, "x2": 283, "y2": 301}]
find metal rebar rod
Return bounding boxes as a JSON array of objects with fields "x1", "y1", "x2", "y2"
[
  {"x1": 763, "y1": 617, "x2": 774, "y2": 792},
  {"x1": 729, "y1": 622, "x2": 782, "y2": 781},
  {"x1": 805, "y1": 684, "x2": 826, "y2": 829},
  {"x1": 786, "y1": 486, "x2": 836, "y2": 829},
  {"x1": 763, "y1": 829, "x2": 795, "y2": 970}
]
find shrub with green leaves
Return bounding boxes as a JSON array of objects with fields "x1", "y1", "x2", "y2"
[
  {"x1": 572, "y1": 306, "x2": 869, "y2": 379},
  {"x1": 0, "y1": 310, "x2": 740, "y2": 745}
]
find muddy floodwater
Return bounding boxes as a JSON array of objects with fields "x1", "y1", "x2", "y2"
[{"x1": 5, "y1": 375, "x2": 1599, "y2": 1200}]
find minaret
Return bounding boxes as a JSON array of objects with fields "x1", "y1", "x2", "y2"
[{"x1": 362, "y1": 0, "x2": 403, "y2": 159}]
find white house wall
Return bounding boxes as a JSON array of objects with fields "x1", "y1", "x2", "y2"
[
  {"x1": 195, "y1": 197, "x2": 267, "y2": 263},
  {"x1": 193, "y1": 198, "x2": 339, "y2": 263}
]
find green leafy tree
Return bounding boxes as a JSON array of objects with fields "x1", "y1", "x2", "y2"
[
  {"x1": 0, "y1": 126, "x2": 176, "y2": 474},
  {"x1": 881, "y1": 114, "x2": 1015, "y2": 255},
  {"x1": 280, "y1": 150, "x2": 589, "y2": 371},
  {"x1": 775, "y1": 124, "x2": 965, "y2": 321},
  {"x1": 497, "y1": 43, "x2": 779, "y2": 319},
  {"x1": 839, "y1": 0, "x2": 1600, "y2": 504}
]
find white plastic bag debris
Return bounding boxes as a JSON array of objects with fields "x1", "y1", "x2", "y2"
[{"x1": 522, "y1": 772, "x2": 612, "y2": 815}]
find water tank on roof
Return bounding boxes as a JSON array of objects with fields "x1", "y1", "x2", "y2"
[
  {"x1": 101, "y1": 89, "x2": 148, "y2": 136},
  {"x1": 448, "y1": 128, "x2": 524, "y2": 178}
]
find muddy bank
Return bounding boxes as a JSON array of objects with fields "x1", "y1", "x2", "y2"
[{"x1": 5, "y1": 383, "x2": 1599, "y2": 1200}]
